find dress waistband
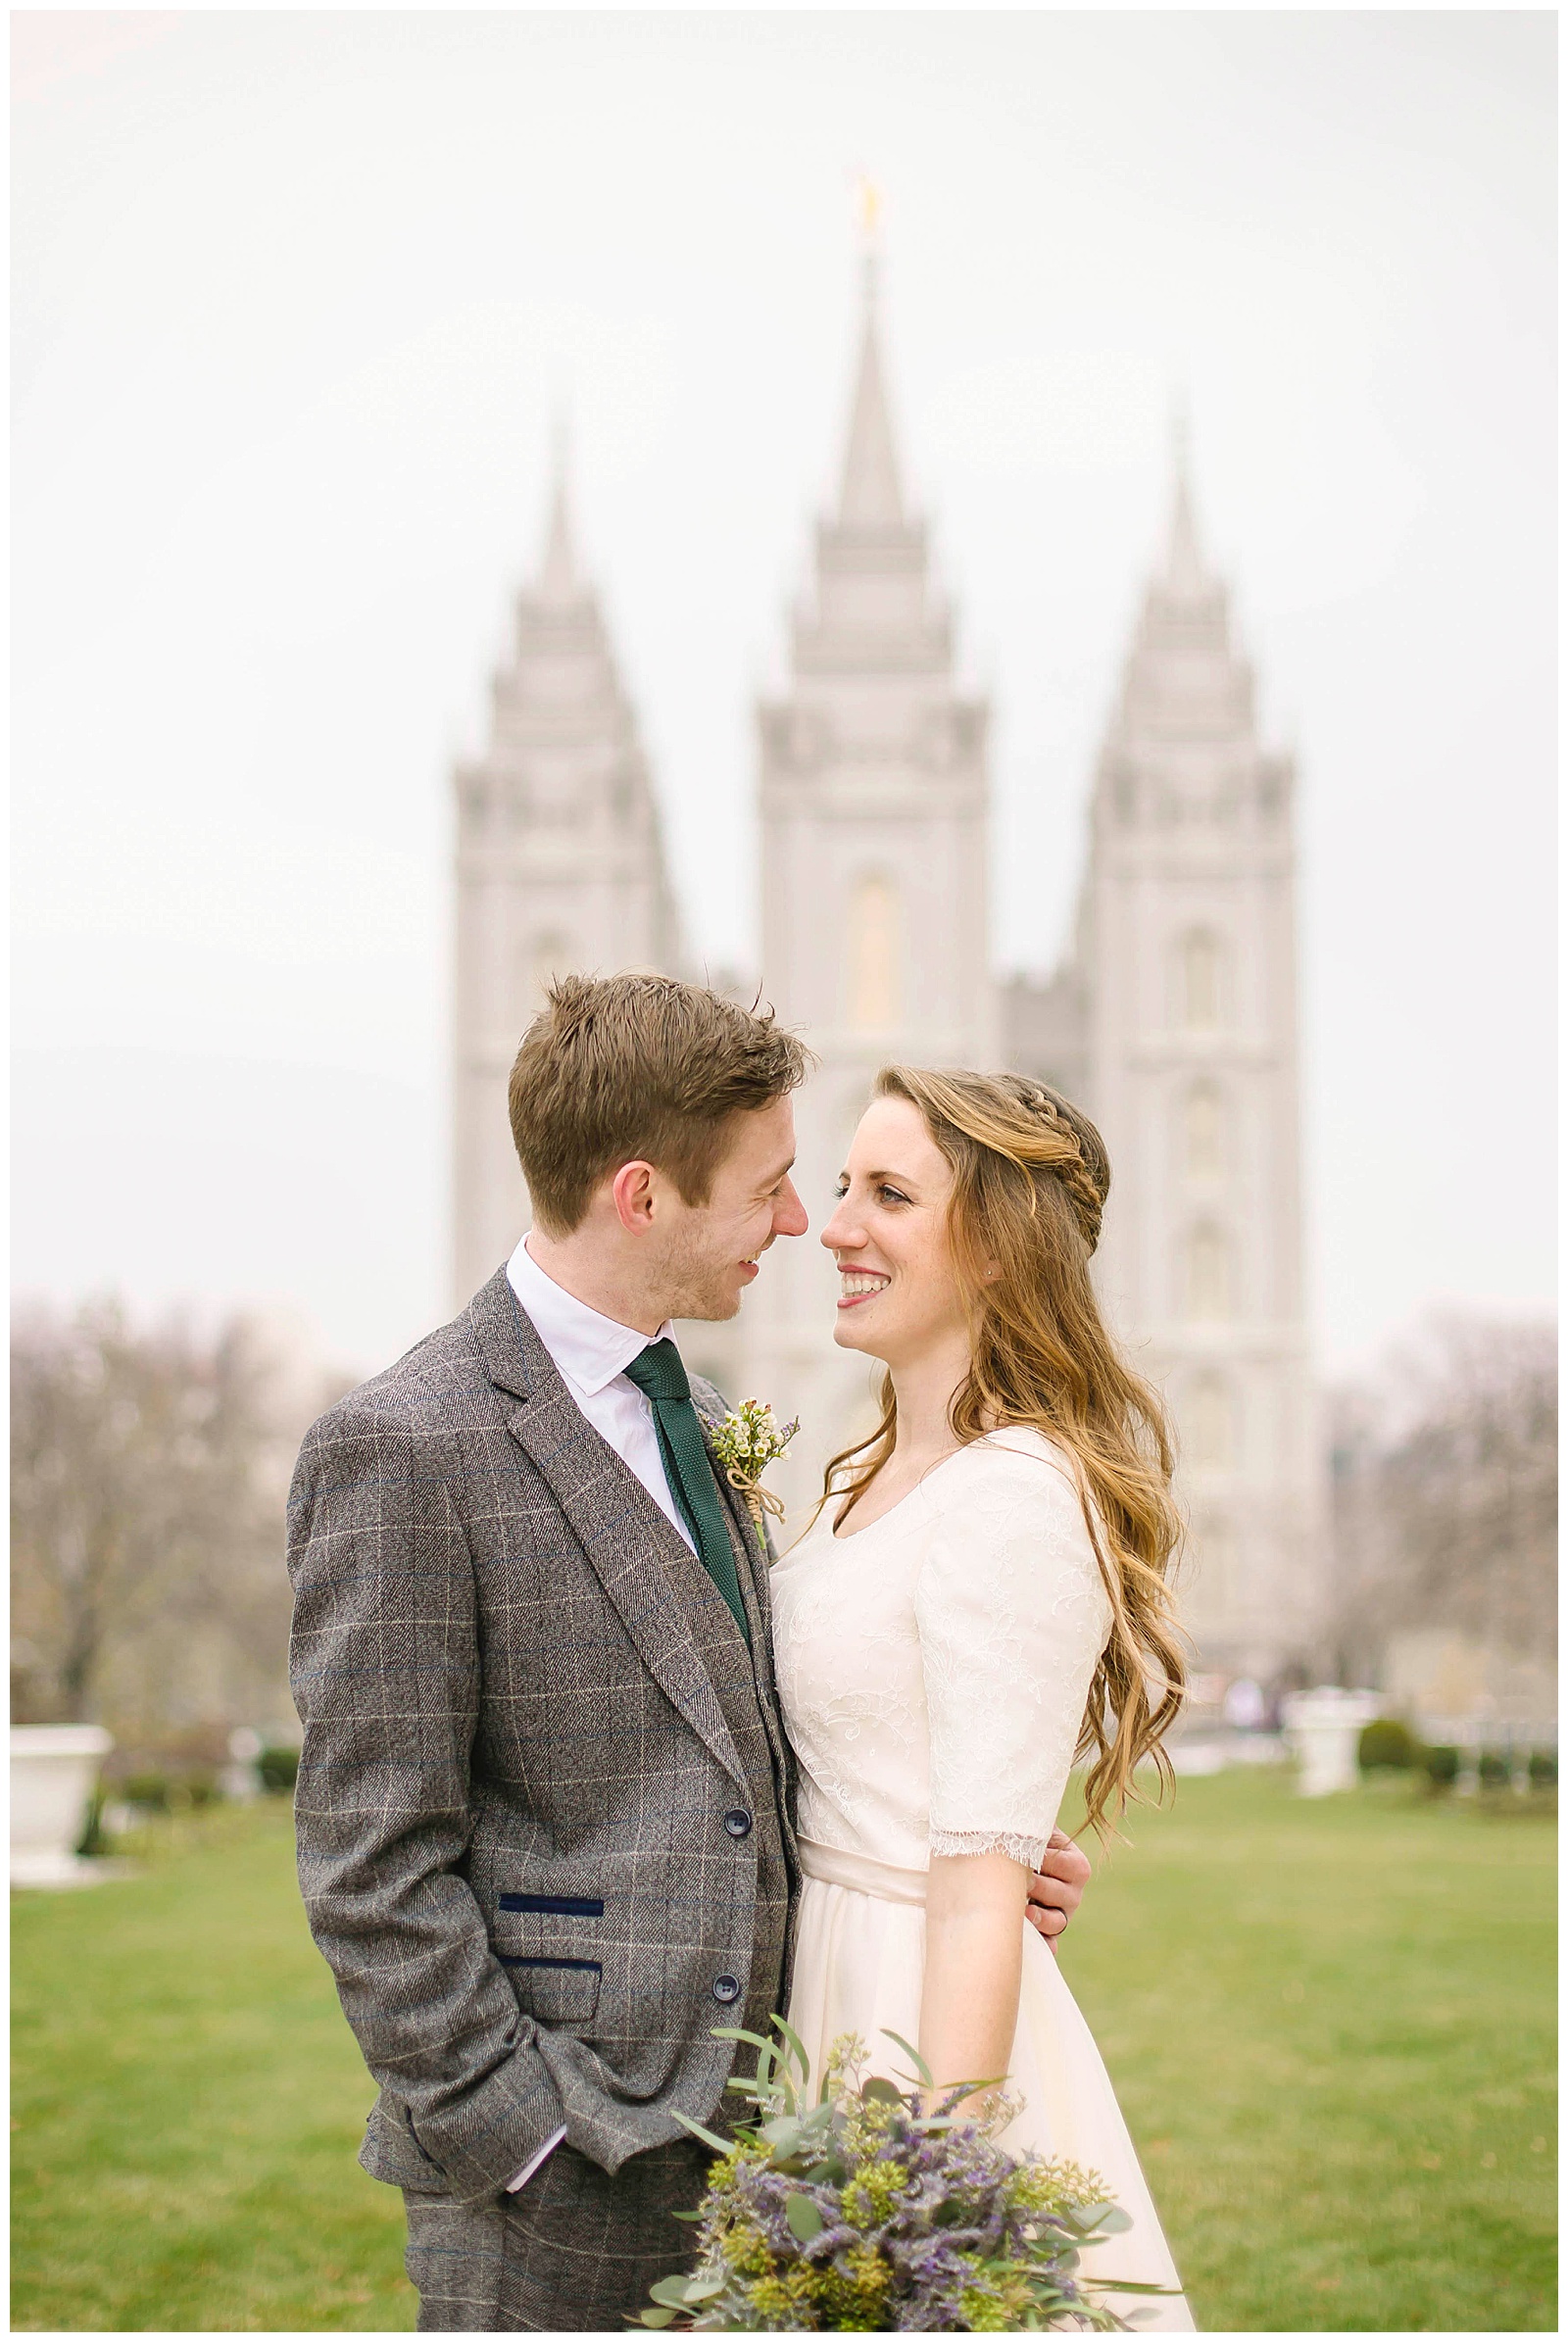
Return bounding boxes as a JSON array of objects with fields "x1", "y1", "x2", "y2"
[{"x1": 797, "y1": 1838, "x2": 928, "y2": 1906}]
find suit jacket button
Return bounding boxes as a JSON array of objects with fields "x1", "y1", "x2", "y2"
[
  {"x1": 712, "y1": 1974, "x2": 742, "y2": 2004},
  {"x1": 724, "y1": 1809, "x2": 753, "y2": 1838}
]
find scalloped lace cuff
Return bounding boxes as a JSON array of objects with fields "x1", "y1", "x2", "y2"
[{"x1": 928, "y1": 1828, "x2": 1049, "y2": 1870}]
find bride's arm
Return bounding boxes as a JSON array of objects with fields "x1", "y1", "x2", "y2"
[
  {"x1": 918, "y1": 1848, "x2": 1030, "y2": 2108},
  {"x1": 912, "y1": 1439, "x2": 1113, "y2": 2105}
]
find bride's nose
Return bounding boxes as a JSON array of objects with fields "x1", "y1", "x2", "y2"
[{"x1": 819, "y1": 1195, "x2": 861, "y2": 1253}]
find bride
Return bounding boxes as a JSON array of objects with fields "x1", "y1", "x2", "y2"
[{"x1": 771, "y1": 1066, "x2": 1196, "y2": 2330}]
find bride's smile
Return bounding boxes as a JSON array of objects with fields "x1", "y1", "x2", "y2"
[{"x1": 821, "y1": 1097, "x2": 974, "y2": 1366}]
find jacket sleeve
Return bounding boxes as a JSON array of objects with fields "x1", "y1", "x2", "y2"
[{"x1": 287, "y1": 1399, "x2": 566, "y2": 2203}]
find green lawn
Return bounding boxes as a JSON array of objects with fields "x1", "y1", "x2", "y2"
[
  {"x1": 12, "y1": 1803, "x2": 413, "y2": 2332},
  {"x1": 1055, "y1": 1767, "x2": 1556, "y2": 2333},
  {"x1": 11, "y1": 1770, "x2": 1556, "y2": 2332}
]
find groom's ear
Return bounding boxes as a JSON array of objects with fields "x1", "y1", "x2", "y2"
[{"x1": 610, "y1": 1160, "x2": 661, "y2": 1234}]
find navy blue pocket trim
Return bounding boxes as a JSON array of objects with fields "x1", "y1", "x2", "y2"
[
  {"x1": 498, "y1": 1893, "x2": 605, "y2": 1918},
  {"x1": 499, "y1": 1954, "x2": 602, "y2": 1976}
]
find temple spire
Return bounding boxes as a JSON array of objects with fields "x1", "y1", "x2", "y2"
[
  {"x1": 836, "y1": 191, "x2": 905, "y2": 529},
  {"x1": 537, "y1": 428, "x2": 582, "y2": 605},
  {"x1": 1163, "y1": 401, "x2": 1207, "y2": 596}
]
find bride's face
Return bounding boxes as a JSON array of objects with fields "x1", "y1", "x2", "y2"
[{"x1": 820, "y1": 1098, "x2": 970, "y2": 1367}]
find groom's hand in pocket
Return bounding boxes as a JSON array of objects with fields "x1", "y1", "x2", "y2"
[{"x1": 1024, "y1": 1829, "x2": 1091, "y2": 1952}]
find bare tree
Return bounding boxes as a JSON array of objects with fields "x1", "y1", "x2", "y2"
[
  {"x1": 11, "y1": 1296, "x2": 346, "y2": 1749},
  {"x1": 1327, "y1": 1313, "x2": 1556, "y2": 1682}
]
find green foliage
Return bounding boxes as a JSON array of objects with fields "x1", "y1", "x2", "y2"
[
  {"x1": 1423, "y1": 1742, "x2": 1461, "y2": 1788},
  {"x1": 1477, "y1": 1749, "x2": 1512, "y2": 1790},
  {"x1": 74, "y1": 1791, "x2": 109, "y2": 1859},
  {"x1": 1527, "y1": 1748, "x2": 1556, "y2": 1789},
  {"x1": 258, "y1": 1745, "x2": 300, "y2": 1794},
  {"x1": 1357, "y1": 1718, "x2": 1420, "y2": 1772},
  {"x1": 121, "y1": 1772, "x2": 172, "y2": 1810}
]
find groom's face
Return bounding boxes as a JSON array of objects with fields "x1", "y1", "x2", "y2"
[{"x1": 655, "y1": 1097, "x2": 808, "y2": 1322}]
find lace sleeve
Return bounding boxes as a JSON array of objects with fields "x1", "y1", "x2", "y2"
[{"x1": 914, "y1": 1435, "x2": 1112, "y2": 1871}]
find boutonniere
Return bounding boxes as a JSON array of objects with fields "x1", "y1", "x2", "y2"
[{"x1": 709, "y1": 1399, "x2": 799, "y2": 1549}]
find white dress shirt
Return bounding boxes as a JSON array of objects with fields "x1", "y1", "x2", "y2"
[
  {"x1": 505, "y1": 1234, "x2": 697, "y2": 1554},
  {"x1": 499, "y1": 1235, "x2": 695, "y2": 2196}
]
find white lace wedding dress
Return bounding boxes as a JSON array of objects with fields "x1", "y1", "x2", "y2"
[{"x1": 772, "y1": 1428, "x2": 1196, "y2": 2331}]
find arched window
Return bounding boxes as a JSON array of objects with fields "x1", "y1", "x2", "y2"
[
  {"x1": 1184, "y1": 1082, "x2": 1225, "y2": 1179},
  {"x1": 1178, "y1": 929, "x2": 1225, "y2": 1031},
  {"x1": 1185, "y1": 1223, "x2": 1231, "y2": 1320},
  {"x1": 1188, "y1": 1373, "x2": 1236, "y2": 1470},
  {"x1": 848, "y1": 874, "x2": 901, "y2": 1033}
]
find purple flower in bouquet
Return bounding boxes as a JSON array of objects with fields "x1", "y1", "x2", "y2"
[{"x1": 639, "y1": 2020, "x2": 1171, "y2": 2332}]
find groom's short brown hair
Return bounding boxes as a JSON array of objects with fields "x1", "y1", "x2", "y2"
[{"x1": 509, "y1": 973, "x2": 809, "y2": 1235}]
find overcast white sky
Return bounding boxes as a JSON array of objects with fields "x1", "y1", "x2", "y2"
[{"x1": 12, "y1": 9, "x2": 1556, "y2": 1379}]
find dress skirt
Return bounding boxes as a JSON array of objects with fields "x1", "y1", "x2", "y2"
[{"x1": 786, "y1": 1843, "x2": 1196, "y2": 2332}]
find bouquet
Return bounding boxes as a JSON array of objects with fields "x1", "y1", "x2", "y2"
[{"x1": 639, "y1": 2020, "x2": 1162, "y2": 2332}]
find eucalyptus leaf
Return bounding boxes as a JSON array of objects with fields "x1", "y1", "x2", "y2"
[
  {"x1": 682, "y1": 2273, "x2": 727, "y2": 2302},
  {"x1": 859, "y1": 2076, "x2": 903, "y2": 2106},
  {"x1": 767, "y1": 2012, "x2": 812, "y2": 2090},
  {"x1": 638, "y1": 2308, "x2": 675, "y2": 2328},
  {"x1": 784, "y1": 2192, "x2": 826, "y2": 2242},
  {"x1": 669, "y1": 2109, "x2": 732, "y2": 2157},
  {"x1": 878, "y1": 2027, "x2": 934, "y2": 2086},
  {"x1": 648, "y1": 2276, "x2": 694, "y2": 2307}
]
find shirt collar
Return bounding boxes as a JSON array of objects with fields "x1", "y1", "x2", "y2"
[{"x1": 506, "y1": 1234, "x2": 672, "y2": 1400}]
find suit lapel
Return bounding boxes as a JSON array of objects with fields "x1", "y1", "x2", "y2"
[
  {"x1": 691, "y1": 1398, "x2": 797, "y2": 1830},
  {"x1": 466, "y1": 1270, "x2": 749, "y2": 1796}
]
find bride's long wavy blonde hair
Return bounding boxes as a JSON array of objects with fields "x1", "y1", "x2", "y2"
[{"x1": 823, "y1": 1065, "x2": 1188, "y2": 1838}]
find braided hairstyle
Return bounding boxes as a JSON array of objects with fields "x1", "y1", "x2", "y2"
[{"x1": 821, "y1": 1064, "x2": 1188, "y2": 1837}]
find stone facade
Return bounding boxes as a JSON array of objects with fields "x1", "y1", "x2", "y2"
[
  {"x1": 1006, "y1": 450, "x2": 1323, "y2": 1675},
  {"x1": 449, "y1": 277, "x2": 1326, "y2": 1677}
]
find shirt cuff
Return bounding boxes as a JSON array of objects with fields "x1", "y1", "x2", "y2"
[{"x1": 505, "y1": 2123, "x2": 568, "y2": 2195}]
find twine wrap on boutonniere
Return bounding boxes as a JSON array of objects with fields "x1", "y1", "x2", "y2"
[{"x1": 708, "y1": 1398, "x2": 800, "y2": 1550}]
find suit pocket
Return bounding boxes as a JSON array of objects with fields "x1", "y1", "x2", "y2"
[{"x1": 501, "y1": 1954, "x2": 601, "y2": 2025}]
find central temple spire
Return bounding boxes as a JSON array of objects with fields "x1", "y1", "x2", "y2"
[
  {"x1": 537, "y1": 430, "x2": 583, "y2": 606},
  {"x1": 1162, "y1": 402, "x2": 1209, "y2": 598},
  {"x1": 836, "y1": 236, "x2": 905, "y2": 529}
]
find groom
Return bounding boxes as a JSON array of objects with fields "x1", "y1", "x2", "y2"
[{"x1": 288, "y1": 973, "x2": 1091, "y2": 2333}]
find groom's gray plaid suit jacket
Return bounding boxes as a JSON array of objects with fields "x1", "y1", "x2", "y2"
[{"x1": 287, "y1": 1268, "x2": 799, "y2": 2210}]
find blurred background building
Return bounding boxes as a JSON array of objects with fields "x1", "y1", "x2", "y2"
[{"x1": 450, "y1": 250, "x2": 1322, "y2": 1681}]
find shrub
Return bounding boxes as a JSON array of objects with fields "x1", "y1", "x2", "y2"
[
  {"x1": 1358, "y1": 1718, "x2": 1419, "y2": 1772},
  {"x1": 258, "y1": 1745, "x2": 299, "y2": 1795},
  {"x1": 1423, "y1": 1744, "x2": 1460, "y2": 1789},
  {"x1": 1528, "y1": 1748, "x2": 1556, "y2": 1789},
  {"x1": 1477, "y1": 1750, "x2": 1512, "y2": 1790},
  {"x1": 74, "y1": 1793, "x2": 109, "y2": 1858},
  {"x1": 121, "y1": 1773, "x2": 171, "y2": 1810}
]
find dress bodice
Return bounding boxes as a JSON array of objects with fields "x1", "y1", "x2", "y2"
[{"x1": 770, "y1": 1429, "x2": 1114, "y2": 1874}]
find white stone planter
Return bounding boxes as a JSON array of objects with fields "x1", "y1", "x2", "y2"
[
  {"x1": 11, "y1": 1724, "x2": 114, "y2": 1886},
  {"x1": 1281, "y1": 1688, "x2": 1383, "y2": 1797}
]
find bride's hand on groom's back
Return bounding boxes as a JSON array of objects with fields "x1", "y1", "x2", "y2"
[{"x1": 1025, "y1": 1828, "x2": 1091, "y2": 1950}]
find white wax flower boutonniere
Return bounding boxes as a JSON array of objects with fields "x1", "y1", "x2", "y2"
[{"x1": 709, "y1": 1398, "x2": 799, "y2": 1550}]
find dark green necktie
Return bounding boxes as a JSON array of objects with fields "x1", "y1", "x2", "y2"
[{"x1": 623, "y1": 1340, "x2": 751, "y2": 1645}]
